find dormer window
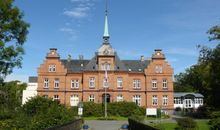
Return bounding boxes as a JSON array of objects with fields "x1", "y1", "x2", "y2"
[
  {"x1": 102, "y1": 63, "x2": 110, "y2": 70},
  {"x1": 49, "y1": 65, "x2": 56, "y2": 72},
  {"x1": 155, "y1": 65, "x2": 163, "y2": 73}
]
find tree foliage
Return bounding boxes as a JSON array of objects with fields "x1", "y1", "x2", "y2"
[
  {"x1": 174, "y1": 24, "x2": 220, "y2": 109},
  {"x1": 0, "y1": 96, "x2": 76, "y2": 129},
  {"x1": 0, "y1": 0, "x2": 29, "y2": 79}
]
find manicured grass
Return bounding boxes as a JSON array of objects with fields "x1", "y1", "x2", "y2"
[
  {"x1": 150, "y1": 120, "x2": 210, "y2": 130},
  {"x1": 197, "y1": 120, "x2": 210, "y2": 130}
]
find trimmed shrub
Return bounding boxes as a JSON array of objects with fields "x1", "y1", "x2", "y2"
[
  {"x1": 81, "y1": 102, "x2": 145, "y2": 117},
  {"x1": 176, "y1": 117, "x2": 197, "y2": 130}
]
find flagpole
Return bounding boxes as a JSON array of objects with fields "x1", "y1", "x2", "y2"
[{"x1": 104, "y1": 69, "x2": 107, "y2": 118}]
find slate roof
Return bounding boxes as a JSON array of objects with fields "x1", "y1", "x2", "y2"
[
  {"x1": 174, "y1": 92, "x2": 204, "y2": 98},
  {"x1": 60, "y1": 54, "x2": 150, "y2": 73},
  {"x1": 28, "y1": 76, "x2": 38, "y2": 83}
]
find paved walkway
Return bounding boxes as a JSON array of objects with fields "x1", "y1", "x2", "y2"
[{"x1": 85, "y1": 120, "x2": 128, "y2": 130}]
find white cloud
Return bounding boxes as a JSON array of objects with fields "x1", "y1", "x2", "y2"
[
  {"x1": 64, "y1": 6, "x2": 90, "y2": 18},
  {"x1": 59, "y1": 27, "x2": 77, "y2": 40},
  {"x1": 64, "y1": 0, "x2": 95, "y2": 19},
  {"x1": 166, "y1": 48, "x2": 198, "y2": 56}
]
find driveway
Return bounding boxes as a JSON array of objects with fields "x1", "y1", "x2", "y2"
[{"x1": 85, "y1": 120, "x2": 128, "y2": 130}]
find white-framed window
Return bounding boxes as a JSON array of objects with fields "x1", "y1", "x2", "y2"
[
  {"x1": 152, "y1": 95, "x2": 158, "y2": 106},
  {"x1": 54, "y1": 79, "x2": 59, "y2": 88},
  {"x1": 89, "y1": 95, "x2": 95, "y2": 102},
  {"x1": 53, "y1": 95, "x2": 59, "y2": 101},
  {"x1": 48, "y1": 65, "x2": 56, "y2": 72},
  {"x1": 117, "y1": 77, "x2": 123, "y2": 88},
  {"x1": 155, "y1": 65, "x2": 163, "y2": 73},
  {"x1": 152, "y1": 79, "x2": 157, "y2": 89},
  {"x1": 44, "y1": 78, "x2": 49, "y2": 88},
  {"x1": 42, "y1": 95, "x2": 48, "y2": 98},
  {"x1": 174, "y1": 97, "x2": 182, "y2": 104},
  {"x1": 70, "y1": 95, "x2": 79, "y2": 106},
  {"x1": 133, "y1": 95, "x2": 141, "y2": 106},
  {"x1": 198, "y1": 98, "x2": 203, "y2": 105},
  {"x1": 89, "y1": 77, "x2": 95, "y2": 88},
  {"x1": 162, "y1": 79, "x2": 167, "y2": 88},
  {"x1": 71, "y1": 79, "x2": 79, "y2": 88},
  {"x1": 133, "y1": 79, "x2": 140, "y2": 89},
  {"x1": 103, "y1": 78, "x2": 109, "y2": 88},
  {"x1": 117, "y1": 94, "x2": 124, "y2": 102},
  {"x1": 195, "y1": 98, "x2": 199, "y2": 104},
  {"x1": 162, "y1": 95, "x2": 168, "y2": 106},
  {"x1": 102, "y1": 63, "x2": 110, "y2": 70}
]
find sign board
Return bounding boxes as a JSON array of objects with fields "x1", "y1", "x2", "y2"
[
  {"x1": 78, "y1": 108, "x2": 83, "y2": 116},
  {"x1": 146, "y1": 108, "x2": 157, "y2": 116}
]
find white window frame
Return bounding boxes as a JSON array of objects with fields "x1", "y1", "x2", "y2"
[
  {"x1": 89, "y1": 94, "x2": 95, "y2": 102},
  {"x1": 44, "y1": 78, "x2": 49, "y2": 88},
  {"x1": 152, "y1": 95, "x2": 158, "y2": 106},
  {"x1": 71, "y1": 79, "x2": 79, "y2": 88},
  {"x1": 117, "y1": 94, "x2": 124, "y2": 102},
  {"x1": 155, "y1": 65, "x2": 163, "y2": 73},
  {"x1": 152, "y1": 79, "x2": 157, "y2": 89},
  {"x1": 133, "y1": 79, "x2": 141, "y2": 89},
  {"x1": 54, "y1": 79, "x2": 59, "y2": 88},
  {"x1": 48, "y1": 65, "x2": 56, "y2": 72},
  {"x1": 89, "y1": 77, "x2": 95, "y2": 88},
  {"x1": 162, "y1": 79, "x2": 168, "y2": 88},
  {"x1": 117, "y1": 77, "x2": 123, "y2": 88},
  {"x1": 133, "y1": 95, "x2": 141, "y2": 106},
  {"x1": 70, "y1": 95, "x2": 79, "y2": 106},
  {"x1": 103, "y1": 78, "x2": 109, "y2": 88},
  {"x1": 53, "y1": 95, "x2": 59, "y2": 101},
  {"x1": 162, "y1": 95, "x2": 168, "y2": 106},
  {"x1": 102, "y1": 63, "x2": 110, "y2": 70}
]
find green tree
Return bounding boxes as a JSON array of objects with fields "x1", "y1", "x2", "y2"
[
  {"x1": 174, "y1": 24, "x2": 220, "y2": 109},
  {"x1": 0, "y1": 0, "x2": 29, "y2": 79}
]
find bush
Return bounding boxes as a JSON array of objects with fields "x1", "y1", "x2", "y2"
[
  {"x1": 191, "y1": 105, "x2": 209, "y2": 119},
  {"x1": 82, "y1": 102, "x2": 145, "y2": 117},
  {"x1": 176, "y1": 117, "x2": 197, "y2": 130},
  {"x1": 0, "y1": 96, "x2": 77, "y2": 129},
  {"x1": 209, "y1": 111, "x2": 220, "y2": 130}
]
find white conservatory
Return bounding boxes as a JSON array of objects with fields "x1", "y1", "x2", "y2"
[{"x1": 174, "y1": 92, "x2": 204, "y2": 109}]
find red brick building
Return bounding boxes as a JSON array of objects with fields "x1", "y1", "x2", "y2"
[{"x1": 37, "y1": 10, "x2": 174, "y2": 111}]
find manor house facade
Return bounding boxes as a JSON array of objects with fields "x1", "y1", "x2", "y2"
[{"x1": 37, "y1": 10, "x2": 174, "y2": 111}]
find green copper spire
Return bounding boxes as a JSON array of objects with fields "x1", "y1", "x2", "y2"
[
  {"x1": 103, "y1": 0, "x2": 110, "y2": 44},
  {"x1": 103, "y1": 11, "x2": 109, "y2": 37}
]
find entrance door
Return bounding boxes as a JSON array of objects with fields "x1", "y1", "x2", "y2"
[
  {"x1": 184, "y1": 99, "x2": 193, "y2": 108},
  {"x1": 102, "y1": 93, "x2": 110, "y2": 103}
]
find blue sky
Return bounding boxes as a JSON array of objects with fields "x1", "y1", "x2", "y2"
[{"x1": 6, "y1": 0, "x2": 220, "y2": 82}]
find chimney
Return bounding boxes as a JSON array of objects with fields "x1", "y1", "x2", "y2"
[
  {"x1": 140, "y1": 55, "x2": 145, "y2": 62},
  {"x1": 67, "y1": 54, "x2": 72, "y2": 62},
  {"x1": 46, "y1": 48, "x2": 60, "y2": 58},
  {"x1": 152, "y1": 49, "x2": 165, "y2": 60},
  {"x1": 79, "y1": 55, "x2": 84, "y2": 60}
]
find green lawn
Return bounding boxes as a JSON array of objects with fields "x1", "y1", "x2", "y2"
[{"x1": 151, "y1": 120, "x2": 210, "y2": 130}]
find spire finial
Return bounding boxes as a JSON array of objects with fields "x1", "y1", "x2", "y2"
[{"x1": 103, "y1": 0, "x2": 109, "y2": 44}]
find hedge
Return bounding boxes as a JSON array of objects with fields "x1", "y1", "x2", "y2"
[{"x1": 71, "y1": 102, "x2": 145, "y2": 117}]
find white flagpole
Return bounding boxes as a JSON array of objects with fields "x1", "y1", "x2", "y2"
[{"x1": 104, "y1": 69, "x2": 108, "y2": 118}]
